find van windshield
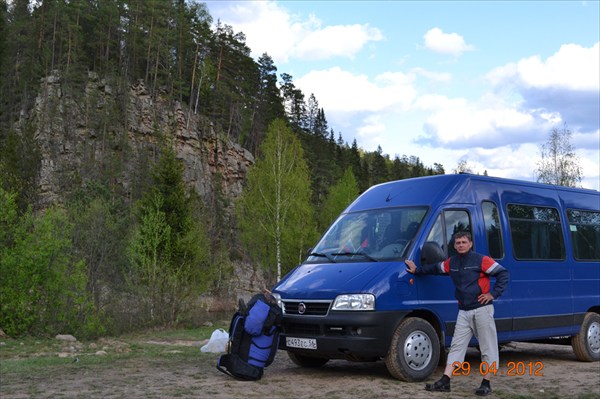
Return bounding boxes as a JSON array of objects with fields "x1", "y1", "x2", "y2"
[{"x1": 307, "y1": 207, "x2": 428, "y2": 263}]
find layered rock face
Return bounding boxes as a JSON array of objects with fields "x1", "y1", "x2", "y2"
[{"x1": 32, "y1": 72, "x2": 254, "y2": 212}]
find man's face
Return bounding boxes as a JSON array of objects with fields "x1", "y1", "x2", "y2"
[{"x1": 454, "y1": 236, "x2": 473, "y2": 255}]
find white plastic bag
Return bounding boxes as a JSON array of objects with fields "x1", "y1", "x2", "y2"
[{"x1": 200, "y1": 328, "x2": 229, "y2": 353}]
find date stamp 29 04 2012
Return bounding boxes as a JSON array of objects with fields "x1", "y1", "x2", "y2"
[{"x1": 451, "y1": 361, "x2": 544, "y2": 377}]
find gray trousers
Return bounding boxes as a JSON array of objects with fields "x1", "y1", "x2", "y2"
[{"x1": 446, "y1": 305, "x2": 499, "y2": 372}]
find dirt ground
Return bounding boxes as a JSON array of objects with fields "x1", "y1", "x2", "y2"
[{"x1": 1, "y1": 340, "x2": 599, "y2": 399}]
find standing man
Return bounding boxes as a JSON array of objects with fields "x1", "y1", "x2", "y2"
[{"x1": 405, "y1": 231, "x2": 509, "y2": 396}]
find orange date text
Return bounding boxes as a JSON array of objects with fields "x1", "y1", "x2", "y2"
[{"x1": 451, "y1": 361, "x2": 544, "y2": 377}]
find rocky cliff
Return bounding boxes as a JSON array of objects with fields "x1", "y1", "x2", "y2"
[
  {"x1": 31, "y1": 71, "x2": 253, "y2": 212},
  {"x1": 22, "y1": 71, "x2": 267, "y2": 308}
]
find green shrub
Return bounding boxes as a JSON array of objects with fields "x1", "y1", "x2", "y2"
[{"x1": 0, "y1": 188, "x2": 101, "y2": 338}]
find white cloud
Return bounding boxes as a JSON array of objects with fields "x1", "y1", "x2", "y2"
[
  {"x1": 356, "y1": 115, "x2": 386, "y2": 143},
  {"x1": 496, "y1": 42, "x2": 600, "y2": 90},
  {"x1": 411, "y1": 67, "x2": 453, "y2": 83},
  {"x1": 573, "y1": 129, "x2": 600, "y2": 149},
  {"x1": 295, "y1": 24, "x2": 383, "y2": 61},
  {"x1": 414, "y1": 94, "x2": 466, "y2": 111},
  {"x1": 465, "y1": 145, "x2": 540, "y2": 177},
  {"x1": 578, "y1": 146, "x2": 600, "y2": 190},
  {"x1": 213, "y1": 1, "x2": 302, "y2": 63},
  {"x1": 209, "y1": 1, "x2": 383, "y2": 65},
  {"x1": 413, "y1": 93, "x2": 544, "y2": 149},
  {"x1": 504, "y1": 43, "x2": 599, "y2": 91},
  {"x1": 414, "y1": 42, "x2": 599, "y2": 157},
  {"x1": 486, "y1": 42, "x2": 600, "y2": 135},
  {"x1": 423, "y1": 28, "x2": 475, "y2": 57},
  {"x1": 295, "y1": 67, "x2": 417, "y2": 113}
]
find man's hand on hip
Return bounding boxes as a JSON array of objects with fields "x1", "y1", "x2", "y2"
[{"x1": 478, "y1": 293, "x2": 494, "y2": 304}]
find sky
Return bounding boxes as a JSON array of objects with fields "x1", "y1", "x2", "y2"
[{"x1": 204, "y1": 1, "x2": 600, "y2": 190}]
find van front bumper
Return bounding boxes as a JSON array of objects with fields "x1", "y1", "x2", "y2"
[{"x1": 278, "y1": 310, "x2": 410, "y2": 361}]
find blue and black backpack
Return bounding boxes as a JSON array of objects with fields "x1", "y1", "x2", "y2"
[{"x1": 216, "y1": 292, "x2": 282, "y2": 380}]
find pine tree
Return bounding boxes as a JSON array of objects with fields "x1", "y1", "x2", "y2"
[
  {"x1": 68, "y1": 182, "x2": 129, "y2": 319},
  {"x1": 370, "y1": 145, "x2": 389, "y2": 185},
  {"x1": 390, "y1": 155, "x2": 410, "y2": 181},
  {"x1": 245, "y1": 53, "x2": 285, "y2": 154},
  {"x1": 319, "y1": 167, "x2": 359, "y2": 231},
  {"x1": 0, "y1": 123, "x2": 41, "y2": 212},
  {"x1": 280, "y1": 72, "x2": 306, "y2": 129},
  {"x1": 127, "y1": 146, "x2": 211, "y2": 326}
]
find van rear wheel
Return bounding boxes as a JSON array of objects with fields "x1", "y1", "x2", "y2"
[
  {"x1": 572, "y1": 312, "x2": 600, "y2": 361},
  {"x1": 287, "y1": 352, "x2": 329, "y2": 367},
  {"x1": 385, "y1": 317, "x2": 440, "y2": 381}
]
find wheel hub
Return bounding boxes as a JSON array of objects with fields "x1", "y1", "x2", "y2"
[
  {"x1": 587, "y1": 321, "x2": 600, "y2": 354},
  {"x1": 403, "y1": 330, "x2": 432, "y2": 371}
]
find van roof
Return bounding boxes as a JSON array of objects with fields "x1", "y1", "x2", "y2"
[{"x1": 345, "y1": 173, "x2": 599, "y2": 213}]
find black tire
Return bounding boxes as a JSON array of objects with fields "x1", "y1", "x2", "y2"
[
  {"x1": 287, "y1": 352, "x2": 329, "y2": 368},
  {"x1": 571, "y1": 312, "x2": 600, "y2": 362},
  {"x1": 385, "y1": 317, "x2": 440, "y2": 382}
]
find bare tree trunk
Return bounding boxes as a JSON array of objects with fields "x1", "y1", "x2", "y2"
[
  {"x1": 194, "y1": 64, "x2": 204, "y2": 115},
  {"x1": 216, "y1": 46, "x2": 223, "y2": 82},
  {"x1": 66, "y1": 8, "x2": 80, "y2": 70},
  {"x1": 51, "y1": 10, "x2": 57, "y2": 72},
  {"x1": 275, "y1": 133, "x2": 283, "y2": 281},
  {"x1": 187, "y1": 42, "x2": 200, "y2": 128},
  {"x1": 152, "y1": 45, "x2": 160, "y2": 96},
  {"x1": 145, "y1": 15, "x2": 154, "y2": 83}
]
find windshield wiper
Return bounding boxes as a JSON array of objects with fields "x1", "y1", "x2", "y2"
[
  {"x1": 309, "y1": 252, "x2": 337, "y2": 263},
  {"x1": 331, "y1": 251, "x2": 379, "y2": 262}
]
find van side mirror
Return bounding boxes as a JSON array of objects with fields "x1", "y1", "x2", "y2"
[{"x1": 421, "y1": 241, "x2": 446, "y2": 264}]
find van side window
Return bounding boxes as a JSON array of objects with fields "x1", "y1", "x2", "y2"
[
  {"x1": 508, "y1": 204, "x2": 565, "y2": 260},
  {"x1": 425, "y1": 210, "x2": 472, "y2": 258},
  {"x1": 482, "y1": 201, "x2": 504, "y2": 259},
  {"x1": 567, "y1": 209, "x2": 600, "y2": 261}
]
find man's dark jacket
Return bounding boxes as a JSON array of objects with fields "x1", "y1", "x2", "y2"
[{"x1": 416, "y1": 251, "x2": 509, "y2": 310}]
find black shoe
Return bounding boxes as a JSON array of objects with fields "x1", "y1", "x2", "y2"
[
  {"x1": 475, "y1": 384, "x2": 492, "y2": 396},
  {"x1": 425, "y1": 378, "x2": 451, "y2": 392}
]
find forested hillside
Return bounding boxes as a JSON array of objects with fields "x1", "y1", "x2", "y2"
[{"x1": 0, "y1": 0, "x2": 443, "y2": 338}]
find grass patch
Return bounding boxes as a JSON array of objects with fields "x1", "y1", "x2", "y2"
[{"x1": 0, "y1": 324, "x2": 228, "y2": 377}]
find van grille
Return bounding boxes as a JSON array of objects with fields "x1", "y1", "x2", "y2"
[{"x1": 282, "y1": 300, "x2": 331, "y2": 316}]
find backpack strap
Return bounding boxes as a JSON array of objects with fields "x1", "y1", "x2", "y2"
[{"x1": 262, "y1": 303, "x2": 282, "y2": 334}]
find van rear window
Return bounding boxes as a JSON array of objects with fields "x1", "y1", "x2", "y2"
[
  {"x1": 567, "y1": 209, "x2": 600, "y2": 261},
  {"x1": 507, "y1": 204, "x2": 565, "y2": 260}
]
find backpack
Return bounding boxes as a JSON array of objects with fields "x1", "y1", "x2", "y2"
[{"x1": 216, "y1": 293, "x2": 282, "y2": 380}]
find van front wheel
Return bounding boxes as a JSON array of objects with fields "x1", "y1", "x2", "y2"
[
  {"x1": 572, "y1": 312, "x2": 600, "y2": 362},
  {"x1": 385, "y1": 317, "x2": 440, "y2": 381}
]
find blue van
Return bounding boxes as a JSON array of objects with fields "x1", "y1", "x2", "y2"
[{"x1": 271, "y1": 174, "x2": 600, "y2": 381}]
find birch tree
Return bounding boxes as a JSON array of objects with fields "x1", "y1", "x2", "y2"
[
  {"x1": 237, "y1": 119, "x2": 317, "y2": 281},
  {"x1": 536, "y1": 124, "x2": 583, "y2": 187}
]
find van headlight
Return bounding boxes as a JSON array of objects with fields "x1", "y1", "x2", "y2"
[
  {"x1": 332, "y1": 294, "x2": 375, "y2": 310},
  {"x1": 271, "y1": 292, "x2": 283, "y2": 309}
]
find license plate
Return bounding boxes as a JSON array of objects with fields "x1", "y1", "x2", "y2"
[{"x1": 286, "y1": 337, "x2": 317, "y2": 350}]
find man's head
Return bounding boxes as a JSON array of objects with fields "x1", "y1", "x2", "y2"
[{"x1": 453, "y1": 231, "x2": 473, "y2": 255}]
